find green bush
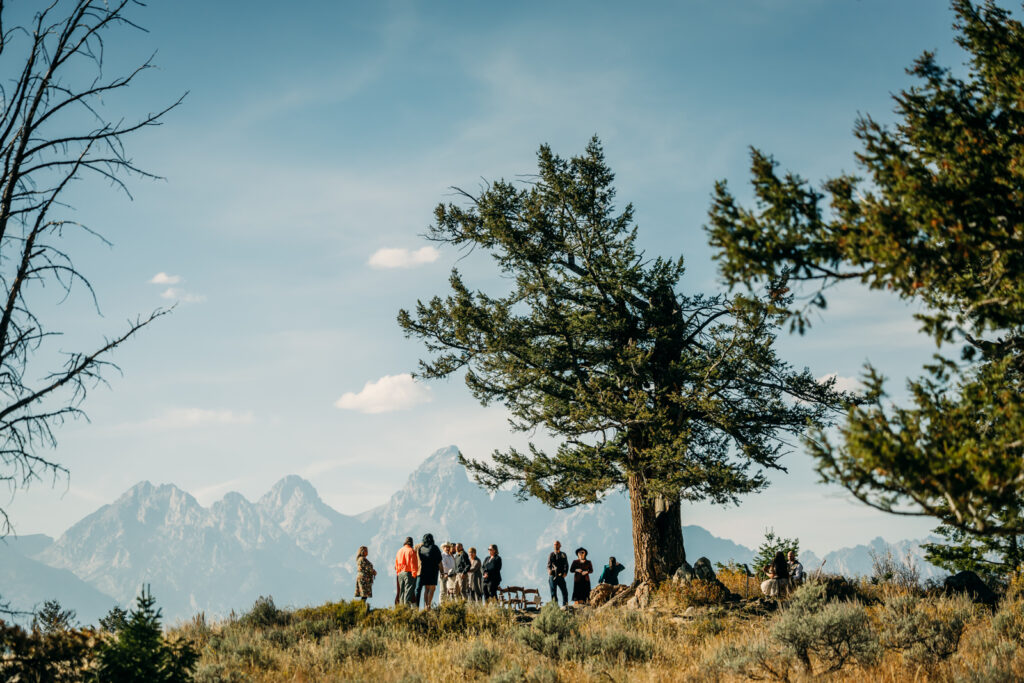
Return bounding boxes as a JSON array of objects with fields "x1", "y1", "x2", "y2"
[
  {"x1": 239, "y1": 595, "x2": 288, "y2": 629},
  {"x1": 460, "y1": 641, "x2": 501, "y2": 674},
  {"x1": 34, "y1": 599, "x2": 77, "y2": 634},
  {"x1": 331, "y1": 629, "x2": 387, "y2": 661},
  {"x1": 292, "y1": 600, "x2": 367, "y2": 632},
  {"x1": 881, "y1": 593, "x2": 971, "y2": 664}
]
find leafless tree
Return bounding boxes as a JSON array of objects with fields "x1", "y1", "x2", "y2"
[{"x1": 0, "y1": 0, "x2": 182, "y2": 532}]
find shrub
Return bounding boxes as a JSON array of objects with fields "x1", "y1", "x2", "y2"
[
  {"x1": 993, "y1": 598, "x2": 1024, "y2": 641},
  {"x1": 93, "y1": 587, "x2": 198, "y2": 683},
  {"x1": 656, "y1": 579, "x2": 730, "y2": 608},
  {"x1": 0, "y1": 620, "x2": 100, "y2": 682},
  {"x1": 531, "y1": 601, "x2": 578, "y2": 640},
  {"x1": 869, "y1": 546, "x2": 922, "y2": 593},
  {"x1": 239, "y1": 595, "x2": 288, "y2": 629},
  {"x1": 707, "y1": 638, "x2": 794, "y2": 682},
  {"x1": 959, "y1": 640, "x2": 1020, "y2": 683},
  {"x1": 591, "y1": 631, "x2": 654, "y2": 662},
  {"x1": 460, "y1": 641, "x2": 501, "y2": 674},
  {"x1": 881, "y1": 593, "x2": 972, "y2": 664},
  {"x1": 331, "y1": 629, "x2": 387, "y2": 661},
  {"x1": 292, "y1": 600, "x2": 367, "y2": 633}
]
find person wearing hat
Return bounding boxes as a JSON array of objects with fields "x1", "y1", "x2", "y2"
[
  {"x1": 394, "y1": 536, "x2": 419, "y2": 605},
  {"x1": 569, "y1": 547, "x2": 594, "y2": 605}
]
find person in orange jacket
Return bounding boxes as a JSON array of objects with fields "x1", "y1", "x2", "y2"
[{"x1": 394, "y1": 536, "x2": 419, "y2": 604}]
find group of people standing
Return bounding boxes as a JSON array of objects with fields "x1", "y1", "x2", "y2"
[
  {"x1": 546, "y1": 540, "x2": 626, "y2": 606},
  {"x1": 355, "y1": 537, "x2": 628, "y2": 608},
  {"x1": 355, "y1": 535, "x2": 503, "y2": 607}
]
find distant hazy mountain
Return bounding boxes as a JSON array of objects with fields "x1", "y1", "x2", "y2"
[
  {"x1": 0, "y1": 534, "x2": 114, "y2": 624},
  {"x1": 6, "y1": 445, "x2": 948, "y2": 622}
]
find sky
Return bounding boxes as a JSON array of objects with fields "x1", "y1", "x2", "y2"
[{"x1": 1, "y1": 0, "x2": 983, "y2": 554}]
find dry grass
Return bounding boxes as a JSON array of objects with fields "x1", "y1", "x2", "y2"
[{"x1": 171, "y1": 582, "x2": 1024, "y2": 682}]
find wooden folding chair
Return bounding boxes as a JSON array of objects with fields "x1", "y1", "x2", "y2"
[{"x1": 522, "y1": 588, "x2": 542, "y2": 611}]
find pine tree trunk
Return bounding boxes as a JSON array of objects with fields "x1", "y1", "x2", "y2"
[
  {"x1": 654, "y1": 494, "x2": 686, "y2": 576},
  {"x1": 628, "y1": 472, "x2": 660, "y2": 584}
]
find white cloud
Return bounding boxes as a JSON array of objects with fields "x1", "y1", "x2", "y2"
[
  {"x1": 149, "y1": 272, "x2": 182, "y2": 285},
  {"x1": 818, "y1": 373, "x2": 865, "y2": 395},
  {"x1": 368, "y1": 246, "x2": 440, "y2": 269},
  {"x1": 133, "y1": 408, "x2": 255, "y2": 431},
  {"x1": 335, "y1": 373, "x2": 432, "y2": 414},
  {"x1": 160, "y1": 287, "x2": 207, "y2": 304}
]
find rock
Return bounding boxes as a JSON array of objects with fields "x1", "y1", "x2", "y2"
[
  {"x1": 944, "y1": 571, "x2": 997, "y2": 605},
  {"x1": 589, "y1": 583, "x2": 628, "y2": 607},
  {"x1": 672, "y1": 560, "x2": 695, "y2": 583},
  {"x1": 693, "y1": 557, "x2": 717, "y2": 582},
  {"x1": 626, "y1": 581, "x2": 655, "y2": 609}
]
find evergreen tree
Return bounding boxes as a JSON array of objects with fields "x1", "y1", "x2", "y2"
[
  {"x1": 923, "y1": 515, "x2": 1024, "y2": 584},
  {"x1": 33, "y1": 599, "x2": 76, "y2": 634},
  {"x1": 706, "y1": 1, "x2": 1024, "y2": 553},
  {"x1": 93, "y1": 587, "x2": 196, "y2": 683},
  {"x1": 752, "y1": 529, "x2": 800, "y2": 580},
  {"x1": 399, "y1": 139, "x2": 850, "y2": 585}
]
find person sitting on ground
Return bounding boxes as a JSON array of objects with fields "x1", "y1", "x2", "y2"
[
  {"x1": 569, "y1": 547, "x2": 594, "y2": 605},
  {"x1": 547, "y1": 540, "x2": 569, "y2": 606},
  {"x1": 454, "y1": 542, "x2": 471, "y2": 598},
  {"x1": 354, "y1": 545, "x2": 376, "y2": 603},
  {"x1": 468, "y1": 546, "x2": 484, "y2": 601},
  {"x1": 482, "y1": 544, "x2": 502, "y2": 602},
  {"x1": 598, "y1": 556, "x2": 625, "y2": 586},
  {"x1": 760, "y1": 551, "x2": 790, "y2": 598},
  {"x1": 394, "y1": 537, "x2": 419, "y2": 605},
  {"x1": 440, "y1": 542, "x2": 456, "y2": 602},
  {"x1": 787, "y1": 550, "x2": 805, "y2": 586},
  {"x1": 416, "y1": 533, "x2": 442, "y2": 609}
]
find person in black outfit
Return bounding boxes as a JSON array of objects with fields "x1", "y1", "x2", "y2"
[
  {"x1": 416, "y1": 533, "x2": 443, "y2": 609},
  {"x1": 482, "y1": 544, "x2": 502, "y2": 602},
  {"x1": 569, "y1": 547, "x2": 593, "y2": 604},
  {"x1": 547, "y1": 540, "x2": 569, "y2": 606},
  {"x1": 598, "y1": 556, "x2": 625, "y2": 585}
]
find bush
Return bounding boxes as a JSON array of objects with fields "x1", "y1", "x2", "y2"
[
  {"x1": 460, "y1": 642, "x2": 501, "y2": 674},
  {"x1": 239, "y1": 595, "x2": 288, "y2": 629},
  {"x1": 0, "y1": 621, "x2": 99, "y2": 682},
  {"x1": 869, "y1": 547, "x2": 922, "y2": 593},
  {"x1": 331, "y1": 629, "x2": 387, "y2": 661},
  {"x1": 94, "y1": 587, "x2": 198, "y2": 683},
  {"x1": 993, "y1": 598, "x2": 1024, "y2": 641},
  {"x1": 292, "y1": 600, "x2": 367, "y2": 633},
  {"x1": 656, "y1": 579, "x2": 730, "y2": 608},
  {"x1": 707, "y1": 638, "x2": 794, "y2": 682},
  {"x1": 881, "y1": 593, "x2": 971, "y2": 664}
]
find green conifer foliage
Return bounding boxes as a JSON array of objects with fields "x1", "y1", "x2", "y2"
[
  {"x1": 706, "y1": 1, "x2": 1024, "y2": 547},
  {"x1": 93, "y1": 587, "x2": 197, "y2": 682},
  {"x1": 399, "y1": 139, "x2": 849, "y2": 583}
]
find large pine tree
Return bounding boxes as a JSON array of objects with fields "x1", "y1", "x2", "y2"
[
  {"x1": 706, "y1": 1, "x2": 1024, "y2": 560},
  {"x1": 398, "y1": 139, "x2": 849, "y2": 587}
]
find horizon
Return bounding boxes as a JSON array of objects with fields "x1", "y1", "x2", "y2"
[{"x1": 1, "y1": 0, "x2": 979, "y2": 555}]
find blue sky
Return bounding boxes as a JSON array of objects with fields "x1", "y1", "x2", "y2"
[{"x1": 4, "y1": 0, "x2": 977, "y2": 553}]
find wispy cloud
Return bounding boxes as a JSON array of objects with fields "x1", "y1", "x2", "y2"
[
  {"x1": 159, "y1": 287, "x2": 207, "y2": 304},
  {"x1": 818, "y1": 373, "x2": 865, "y2": 395},
  {"x1": 128, "y1": 408, "x2": 255, "y2": 431},
  {"x1": 335, "y1": 373, "x2": 432, "y2": 414},
  {"x1": 368, "y1": 246, "x2": 440, "y2": 269},
  {"x1": 149, "y1": 272, "x2": 182, "y2": 285}
]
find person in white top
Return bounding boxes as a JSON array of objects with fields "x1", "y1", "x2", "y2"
[
  {"x1": 788, "y1": 550, "x2": 805, "y2": 585},
  {"x1": 440, "y1": 543, "x2": 456, "y2": 601}
]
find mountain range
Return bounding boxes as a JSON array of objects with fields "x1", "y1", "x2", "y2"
[{"x1": 1, "y1": 446, "x2": 945, "y2": 624}]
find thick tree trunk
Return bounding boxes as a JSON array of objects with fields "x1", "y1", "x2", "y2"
[
  {"x1": 654, "y1": 494, "x2": 686, "y2": 576},
  {"x1": 628, "y1": 473, "x2": 661, "y2": 584}
]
